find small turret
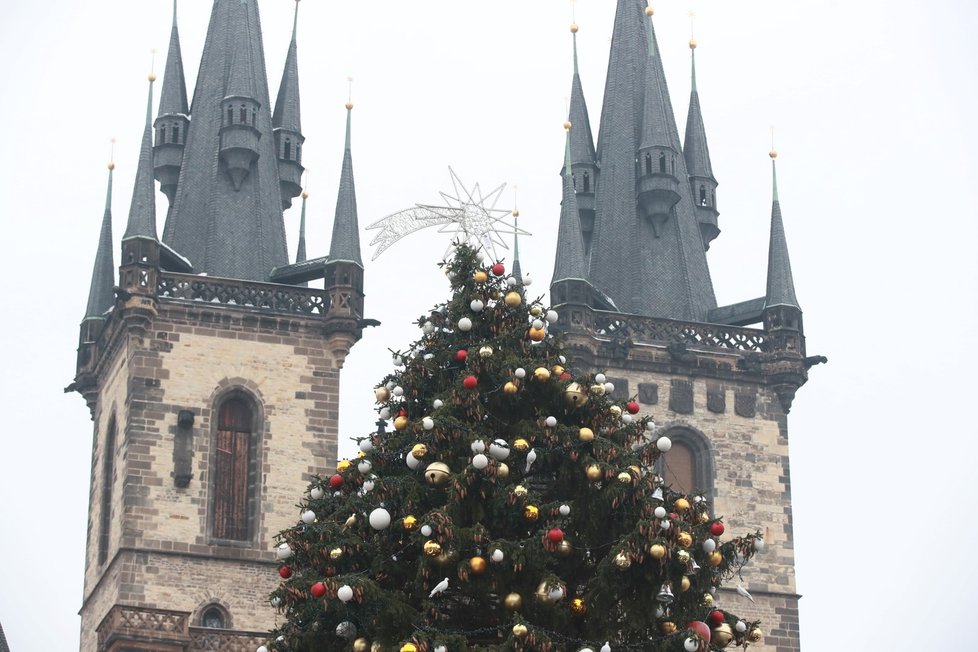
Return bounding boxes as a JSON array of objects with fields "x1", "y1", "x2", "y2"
[
  {"x1": 153, "y1": 0, "x2": 190, "y2": 204},
  {"x1": 272, "y1": 1, "x2": 305, "y2": 209},
  {"x1": 683, "y1": 38, "x2": 720, "y2": 249},
  {"x1": 566, "y1": 22, "x2": 599, "y2": 255},
  {"x1": 636, "y1": 7, "x2": 681, "y2": 238},
  {"x1": 219, "y1": 15, "x2": 262, "y2": 191}
]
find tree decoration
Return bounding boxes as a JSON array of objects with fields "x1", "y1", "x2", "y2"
[{"x1": 264, "y1": 244, "x2": 764, "y2": 652}]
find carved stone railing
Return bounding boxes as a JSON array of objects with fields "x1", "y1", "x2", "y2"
[
  {"x1": 157, "y1": 272, "x2": 327, "y2": 316},
  {"x1": 590, "y1": 311, "x2": 768, "y2": 352},
  {"x1": 188, "y1": 627, "x2": 270, "y2": 651},
  {"x1": 96, "y1": 605, "x2": 189, "y2": 649}
]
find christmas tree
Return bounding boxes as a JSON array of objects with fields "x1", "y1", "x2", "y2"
[{"x1": 263, "y1": 244, "x2": 765, "y2": 652}]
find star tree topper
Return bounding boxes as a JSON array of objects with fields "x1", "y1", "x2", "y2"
[{"x1": 366, "y1": 168, "x2": 530, "y2": 261}]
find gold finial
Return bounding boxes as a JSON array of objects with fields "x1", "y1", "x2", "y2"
[
  {"x1": 645, "y1": 6, "x2": 654, "y2": 17},
  {"x1": 345, "y1": 75, "x2": 354, "y2": 110},
  {"x1": 301, "y1": 190, "x2": 309, "y2": 199},
  {"x1": 689, "y1": 39, "x2": 697, "y2": 49},
  {"x1": 148, "y1": 48, "x2": 157, "y2": 82},
  {"x1": 570, "y1": 22, "x2": 579, "y2": 33},
  {"x1": 563, "y1": 120, "x2": 572, "y2": 132},
  {"x1": 108, "y1": 138, "x2": 116, "y2": 170},
  {"x1": 301, "y1": 170, "x2": 310, "y2": 199},
  {"x1": 688, "y1": 11, "x2": 697, "y2": 48},
  {"x1": 512, "y1": 186, "x2": 520, "y2": 218},
  {"x1": 769, "y1": 126, "x2": 778, "y2": 158}
]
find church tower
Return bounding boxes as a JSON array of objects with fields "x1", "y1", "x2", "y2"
[
  {"x1": 551, "y1": 3, "x2": 820, "y2": 650},
  {"x1": 69, "y1": 2, "x2": 366, "y2": 650}
]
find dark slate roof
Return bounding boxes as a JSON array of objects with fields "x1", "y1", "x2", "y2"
[
  {"x1": 295, "y1": 193, "x2": 307, "y2": 263},
  {"x1": 123, "y1": 80, "x2": 159, "y2": 240},
  {"x1": 552, "y1": 134, "x2": 589, "y2": 284},
  {"x1": 272, "y1": 3, "x2": 302, "y2": 134},
  {"x1": 586, "y1": 0, "x2": 716, "y2": 321},
  {"x1": 511, "y1": 224, "x2": 523, "y2": 281},
  {"x1": 567, "y1": 32, "x2": 596, "y2": 171},
  {"x1": 161, "y1": 0, "x2": 289, "y2": 281},
  {"x1": 328, "y1": 108, "x2": 363, "y2": 266},
  {"x1": 85, "y1": 167, "x2": 115, "y2": 319},
  {"x1": 683, "y1": 48, "x2": 714, "y2": 181},
  {"x1": 766, "y1": 160, "x2": 799, "y2": 308},
  {"x1": 0, "y1": 620, "x2": 9, "y2": 652},
  {"x1": 708, "y1": 297, "x2": 765, "y2": 326},
  {"x1": 639, "y1": 27, "x2": 672, "y2": 151},
  {"x1": 270, "y1": 255, "x2": 328, "y2": 285},
  {"x1": 157, "y1": 1, "x2": 189, "y2": 118}
]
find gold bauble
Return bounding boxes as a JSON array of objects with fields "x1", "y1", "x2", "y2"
[
  {"x1": 676, "y1": 550, "x2": 690, "y2": 564},
  {"x1": 660, "y1": 622, "x2": 677, "y2": 634},
  {"x1": 504, "y1": 592, "x2": 524, "y2": 611},
  {"x1": 330, "y1": 547, "x2": 344, "y2": 560},
  {"x1": 702, "y1": 593, "x2": 715, "y2": 607},
  {"x1": 504, "y1": 291, "x2": 523, "y2": 307},
  {"x1": 590, "y1": 383, "x2": 606, "y2": 396},
  {"x1": 530, "y1": 305, "x2": 543, "y2": 317},
  {"x1": 402, "y1": 516, "x2": 418, "y2": 532},
  {"x1": 552, "y1": 364, "x2": 565, "y2": 376},
  {"x1": 479, "y1": 345, "x2": 494, "y2": 358},
  {"x1": 556, "y1": 540, "x2": 574, "y2": 557},
  {"x1": 524, "y1": 505, "x2": 540, "y2": 522},
  {"x1": 473, "y1": 270, "x2": 488, "y2": 283},
  {"x1": 410, "y1": 443, "x2": 428, "y2": 459},
  {"x1": 353, "y1": 639, "x2": 370, "y2": 652},
  {"x1": 586, "y1": 464, "x2": 602, "y2": 482},
  {"x1": 614, "y1": 552, "x2": 631, "y2": 569},
  {"x1": 423, "y1": 540, "x2": 442, "y2": 557},
  {"x1": 674, "y1": 498, "x2": 691, "y2": 512},
  {"x1": 512, "y1": 624, "x2": 528, "y2": 638},
  {"x1": 394, "y1": 416, "x2": 409, "y2": 431},
  {"x1": 677, "y1": 532, "x2": 693, "y2": 548},
  {"x1": 712, "y1": 623, "x2": 734, "y2": 648},
  {"x1": 628, "y1": 464, "x2": 641, "y2": 477},
  {"x1": 371, "y1": 644, "x2": 382, "y2": 652},
  {"x1": 649, "y1": 543, "x2": 667, "y2": 559},
  {"x1": 424, "y1": 462, "x2": 451, "y2": 487},
  {"x1": 533, "y1": 367, "x2": 551, "y2": 381},
  {"x1": 570, "y1": 597, "x2": 587, "y2": 615},
  {"x1": 528, "y1": 327, "x2": 546, "y2": 342},
  {"x1": 337, "y1": 459, "x2": 352, "y2": 472},
  {"x1": 374, "y1": 387, "x2": 390, "y2": 402},
  {"x1": 513, "y1": 438, "x2": 530, "y2": 452},
  {"x1": 514, "y1": 485, "x2": 528, "y2": 497},
  {"x1": 469, "y1": 556, "x2": 488, "y2": 575},
  {"x1": 680, "y1": 576, "x2": 691, "y2": 592},
  {"x1": 497, "y1": 463, "x2": 510, "y2": 478},
  {"x1": 578, "y1": 427, "x2": 594, "y2": 442},
  {"x1": 609, "y1": 405, "x2": 622, "y2": 417},
  {"x1": 708, "y1": 551, "x2": 723, "y2": 567},
  {"x1": 503, "y1": 381, "x2": 518, "y2": 395},
  {"x1": 617, "y1": 471, "x2": 632, "y2": 485},
  {"x1": 697, "y1": 511, "x2": 710, "y2": 524},
  {"x1": 400, "y1": 644, "x2": 418, "y2": 652},
  {"x1": 564, "y1": 382, "x2": 589, "y2": 408},
  {"x1": 748, "y1": 628, "x2": 763, "y2": 643}
]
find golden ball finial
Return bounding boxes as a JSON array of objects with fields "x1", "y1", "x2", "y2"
[
  {"x1": 107, "y1": 161, "x2": 115, "y2": 171},
  {"x1": 345, "y1": 102, "x2": 354, "y2": 110},
  {"x1": 769, "y1": 149, "x2": 779, "y2": 160},
  {"x1": 645, "y1": 6, "x2": 654, "y2": 16},
  {"x1": 512, "y1": 208, "x2": 520, "y2": 218},
  {"x1": 563, "y1": 120, "x2": 572, "y2": 132},
  {"x1": 148, "y1": 72, "x2": 157, "y2": 82},
  {"x1": 570, "y1": 22, "x2": 579, "y2": 34},
  {"x1": 301, "y1": 190, "x2": 309, "y2": 200},
  {"x1": 689, "y1": 38, "x2": 697, "y2": 49}
]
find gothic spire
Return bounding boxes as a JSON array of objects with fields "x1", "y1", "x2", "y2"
[
  {"x1": 158, "y1": 0, "x2": 188, "y2": 118},
  {"x1": 566, "y1": 24, "x2": 596, "y2": 174},
  {"x1": 85, "y1": 163, "x2": 116, "y2": 319},
  {"x1": 683, "y1": 38, "x2": 720, "y2": 249},
  {"x1": 272, "y1": 0, "x2": 305, "y2": 209},
  {"x1": 765, "y1": 153, "x2": 799, "y2": 308},
  {"x1": 328, "y1": 105, "x2": 362, "y2": 266},
  {"x1": 154, "y1": 0, "x2": 190, "y2": 205},
  {"x1": 296, "y1": 190, "x2": 308, "y2": 264},
  {"x1": 123, "y1": 75, "x2": 158, "y2": 240},
  {"x1": 161, "y1": 0, "x2": 289, "y2": 281},
  {"x1": 511, "y1": 208, "x2": 523, "y2": 282},
  {"x1": 638, "y1": 15, "x2": 672, "y2": 152},
  {"x1": 552, "y1": 129, "x2": 588, "y2": 284}
]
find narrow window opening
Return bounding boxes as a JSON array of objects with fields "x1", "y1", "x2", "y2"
[
  {"x1": 699, "y1": 185, "x2": 707, "y2": 205},
  {"x1": 202, "y1": 607, "x2": 226, "y2": 629},
  {"x1": 583, "y1": 171, "x2": 590, "y2": 193},
  {"x1": 239, "y1": 106, "x2": 247, "y2": 124},
  {"x1": 160, "y1": 126, "x2": 167, "y2": 144},
  {"x1": 212, "y1": 398, "x2": 252, "y2": 541},
  {"x1": 284, "y1": 139, "x2": 292, "y2": 160},
  {"x1": 226, "y1": 106, "x2": 234, "y2": 125},
  {"x1": 671, "y1": 156, "x2": 676, "y2": 175},
  {"x1": 97, "y1": 416, "x2": 118, "y2": 566},
  {"x1": 173, "y1": 124, "x2": 180, "y2": 144},
  {"x1": 658, "y1": 152, "x2": 666, "y2": 174},
  {"x1": 645, "y1": 154, "x2": 653, "y2": 176}
]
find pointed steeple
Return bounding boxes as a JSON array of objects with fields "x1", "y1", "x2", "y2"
[
  {"x1": 154, "y1": 0, "x2": 190, "y2": 205},
  {"x1": 162, "y1": 0, "x2": 289, "y2": 282},
  {"x1": 328, "y1": 105, "x2": 363, "y2": 266},
  {"x1": 85, "y1": 163, "x2": 116, "y2": 319},
  {"x1": 683, "y1": 38, "x2": 720, "y2": 249},
  {"x1": 765, "y1": 152, "x2": 799, "y2": 309},
  {"x1": 273, "y1": 0, "x2": 305, "y2": 209},
  {"x1": 124, "y1": 75, "x2": 158, "y2": 240},
  {"x1": 552, "y1": 129, "x2": 588, "y2": 284},
  {"x1": 296, "y1": 189, "x2": 308, "y2": 264},
  {"x1": 511, "y1": 208, "x2": 523, "y2": 282},
  {"x1": 566, "y1": 22, "x2": 598, "y2": 256}
]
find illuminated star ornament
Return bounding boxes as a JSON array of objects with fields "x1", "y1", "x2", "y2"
[{"x1": 366, "y1": 168, "x2": 530, "y2": 260}]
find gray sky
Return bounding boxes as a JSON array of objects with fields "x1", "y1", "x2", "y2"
[{"x1": 1, "y1": 0, "x2": 976, "y2": 650}]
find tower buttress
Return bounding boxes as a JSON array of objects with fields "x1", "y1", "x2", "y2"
[
  {"x1": 272, "y1": 1, "x2": 305, "y2": 210},
  {"x1": 683, "y1": 39, "x2": 720, "y2": 250},
  {"x1": 153, "y1": 0, "x2": 190, "y2": 205}
]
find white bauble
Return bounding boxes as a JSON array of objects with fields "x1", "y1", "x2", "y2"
[
  {"x1": 310, "y1": 486, "x2": 325, "y2": 500},
  {"x1": 506, "y1": 277, "x2": 517, "y2": 287},
  {"x1": 270, "y1": 596, "x2": 281, "y2": 607},
  {"x1": 362, "y1": 480, "x2": 375, "y2": 493},
  {"x1": 580, "y1": 649, "x2": 594, "y2": 652},
  {"x1": 735, "y1": 621, "x2": 747, "y2": 633},
  {"x1": 301, "y1": 510, "x2": 316, "y2": 524},
  {"x1": 646, "y1": 421, "x2": 656, "y2": 431},
  {"x1": 656, "y1": 436, "x2": 673, "y2": 452},
  {"x1": 358, "y1": 439, "x2": 373, "y2": 453},
  {"x1": 754, "y1": 538, "x2": 766, "y2": 552},
  {"x1": 406, "y1": 453, "x2": 421, "y2": 470},
  {"x1": 386, "y1": 381, "x2": 396, "y2": 390},
  {"x1": 257, "y1": 647, "x2": 269, "y2": 652},
  {"x1": 659, "y1": 519, "x2": 671, "y2": 531},
  {"x1": 476, "y1": 250, "x2": 487, "y2": 263},
  {"x1": 654, "y1": 506, "x2": 667, "y2": 519},
  {"x1": 488, "y1": 439, "x2": 510, "y2": 460},
  {"x1": 594, "y1": 373, "x2": 606, "y2": 384},
  {"x1": 470, "y1": 299, "x2": 485, "y2": 313},
  {"x1": 276, "y1": 543, "x2": 293, "y2": 560},
  {"x1": 392, "y1": 355, "x2": 403, "y2": 366},
  {"x1": 369, "y1": 508, "x2": 392, "y2": 530},
  {"x1": 422, "y1": 417, "x2": 435, "y2": 431},
  {"x1": 514, "y1": 367, "x2": 526, "y2": 379},
  {"x1": 559, "y1": 355, "x2": 567, "y2": 364},
  {"x1": 434, "y1": 646, "x2": 447, "y2": 652},
  {"x1": 547, "y1": 585, "x2": 565, "y2": 602},
  {"x1": 545, "y1": 416, "x2": 558, "y2": 427},
  {"x1": 421, "y1": 524, "x2": 433, "y2": 537},
  {"x1": 604, "y1": 382, "x2": 615, "y2": 394},
  {"x1": 702, "y1": 539, "x2": 717, "y2": 553},
  {"x1": 491, "y1": 549, "x2": 504, "y2": 563},
  {"x1": 422, "y1": 321, "x2": 434, "y2": 334},
  {"x1": 532, "y1": 319, "x2": 544, "y2": 330},
  {"x1": 379, "y1": 407, "x2": 391, "y2": 420},
  {"x1": 545, "y1": 310, "x2": 558, "y2": 324},
  {"x1": 601, "y1": 644, "x2": 612, "y2": 652},
  {"x1": 458, "y1": 317, "x2": 473, "y2": 331},
  {"x1": 357, "y1": 460, "x2": 372, "y2": 474},
  {"x1": 424, "y1": 353, "x2": 434, "y2": 360},
  {"x1": 522, "y1": 273, "x2": 533, "y2": 286},
  {"x1": 433, "y1": 399, "x2": 444, "y2": 409},
  {"x1": 622, "y1": 414, "x2": 633, "y2": 424},
  {"x1": 684, "y1": 638, "x2": 699, "y2": 652},
  {"x1": 472, "y1": 453, "x2": 489, "y2": 470},
  {"x1": 470, "y1": 440, "x2": 486, "y2": 454},
  {"x1": 337, "y1": 585, "x2": 354, "y2": 602},
  {"x1": 559, "y1": 504, "x2": 571, "y2": 516},
  {"x1": 392, "y1": 385, "x2": 404, "y2": 397}
]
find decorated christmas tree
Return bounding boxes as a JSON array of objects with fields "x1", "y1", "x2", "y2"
[{"x1": 263, "y1": 244, "x2": 765, "y2": 652}]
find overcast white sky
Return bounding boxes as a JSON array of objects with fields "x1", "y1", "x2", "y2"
[{"x1": 1, "y1": 1, "x2": 976, "y2": 650}]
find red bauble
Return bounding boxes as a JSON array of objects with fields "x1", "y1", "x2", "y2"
[
  {"x1": 329, "y1": 474, "x2": 344, "y2": 489},
  {"x1": 670, "y1": 512, "x2": 679, "y2": 521},
  {"x1": 491, "y1": 263, "x2": 505, "y2": 276},
  {"x1": 560, "y1": 372, "x2": 573, "y2": 381},
  {"x1": 398, "y1": 408, "x2": 408, "y2": 417},
  {"x1": 463, "y1": 375, "x2": 478, "y2": 390},
  {"x1": 547, "y1": 528, "x2": 564, "y2": 543},
  {"x1": 626, "y1": 401, "x2": 640, "y2": 414},
  {"x1": 456, "y1": 349, "x2": 468, "y2": 362},
  {"x1": 707, "y1": 610, "x2": 725, "y2": 627},
  {"x1": 278, "y1": 566, "x2": 293, "y2": 579},
  {"x1": 686, "y1": 621, "x2": 712, "y2": 643},
  {"x1": 311, "y1": 582, "x2": 327, "y2": 598},
  {"x1": 709, "y1": 522, "x2": 725, "y2": 536}
]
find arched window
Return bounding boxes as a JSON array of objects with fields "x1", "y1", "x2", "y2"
[
  {"x1": 671, "y1": 156, "x2": 676, "y2": 175},
  {"x1": 212, "y1": 397, "x2": 254, "y2": 541},
  {"x1": 656, "y1": 426, "x2": 714, "y2": 499},
  {"x1": 160, "y1": 126, "x2": 167, "y2": 144},
  {"x1": 97, "y1": 415, "x2": 117, "y2": 565},
  {"x1": 226, "y1": 106, "x2": 234, "y2": 125},
  {"x1": 583, "y1": 171, "x2": 591, "y2": 192},
  {"x1": 201, "y1": 606, "x2": 227, "y2": 629},
  {"x1": 699, "y1": 186, "x2": 707, "y2": 205},
  {"x1": 284, "y1": 139, "x2": 292, "y2": 160},
  {"x1": 645, "y1": 153, "x2": 653, "y2": 176},
  {"x1": 658, "y1": 152, "x2": 666, "y2": 173},
  {"x1": 173, "y1": 124, "x2": 180, "y2": 144}
]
